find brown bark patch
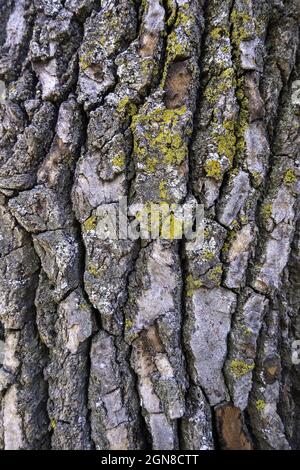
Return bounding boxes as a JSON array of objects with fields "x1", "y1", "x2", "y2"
[
  {"x1": 165, "y1": 61, "x2": 191, "y2": 109},
  {"x1": 215, "y1": 404, "x2": 253, "y2": 450},
  {"x1": 263, "y1": 356, "x2": 281, "y2": 384},
  {"x1": 140, "y1": 33, "x2": 158, "y2": 58},
  {"x1": 146, "y1": 325, "x2": 164, "y2": 354}
]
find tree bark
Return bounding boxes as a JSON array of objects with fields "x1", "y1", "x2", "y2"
[{"x1": 0, "y1": 0, "x2": 299, "y2": 450}]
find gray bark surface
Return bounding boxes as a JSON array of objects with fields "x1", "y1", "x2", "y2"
[{"x1": 0, "y1": 0, "x2": 299, "y2": 450}]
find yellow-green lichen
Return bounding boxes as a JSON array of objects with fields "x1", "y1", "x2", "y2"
[
  {"x1": 284, "y1": 169, "x2": 297, "y2": 186},
  {"x1": 131, "y1": 106, "x2": 188, "y2": 172},
  {"x1": 159, "y1": 180, "x2": 168, "y2": 200},
  {"x1": 99, "y1": 35, "x2": 106, "y2": 46},
  {"x1": 146, "y1": 157, "x2": 159, "y2": 173},
  {"x1": 221, "y1": 45, "x2": 230, "y2": 54},
  {"x1": 221, "y1": 68, "x2": 235, "y2": 80},
  {"x1": 83, "y1": 215, "x2": 97, "y2": 232},
  {"x1": 117, "y1": 96, "x2": 137, "y2": 117},
  {"x1": 112, "y1": 154, "x2": 126, "y2": 169},
  {"x1": 50, "y1": 418, "x2": 57, "y2": 430},
  {"x1": 186, "y1": 275, "x2": 202, "y2": 297},
  {"x1": 79, "y1": 55, "x2": 91, "y2": 71},
  {"x1": 169, "y1": 213, "x2": 184, "y2": 240},
  {"x1": 256, "y1": 400, "x2": 266, "y2": 411},
  {"x1": 204, "y1": 228, "x2": 212, "y2": 239},
  {"x1": 125, "y1": 319, "x2": 134, "y2": 331},
  {"x1": 262, "y1": 203, "x2": 272, "y2": 221},
  {"x1": 231, "y1": 9, "x2": 253, "y2": 47},
  {"x1": 216, "y1": 119, "x2": 237, "y2": 163},
  {"x1": 127, "y1": 331, "x2": 139, "y2": 342},
  {"x1": 79, "y1": 46, "x2": 97, "y2": 71},
  {"x1": 203, "y1": 249, "x2": 215, "y2": 261},
  {"x1": 236, "y1": 106, "x2": 249, "y2": 153},
  {"x1": 208, "y1": 265, "x2": 223, "y2": 284},
  {"x1": 222, "y1": 242, "x2": 230, "y2": 255},
  {"x1": 251, "y1": 171, "x2": 262, "y2": 187},
  {"x1": 141, "y1": 58, "x2": 159, "y2": 80},
  {"x1": 204, "y1": 68, "x2": 235, "y2": 105},
  {"x1": 79, "y1": 303, "x2": 89, "y2": 310},
  {"x1": 222, "y1": 228, "x2": 239, "y2": 255},
  {"x1": 241, "y1": 325, "x2": 253, "y2": 335},
  {"x1": 240, "y1": 215, "x2": 248, "y2": 225},
  {"x1": 204, "y1": 159, "x2": 222, "y2": 181},
  {"x1": 161, "y1": 5, "x2": 192, "y2": 87},
  {"x1": 210, "y1": 27, "x2": 227, "y2": 41},
  {"x1": 231, "y1": 219, "x2": 241, "y2": 230},
  {"x1": 207, "y1": 74, "x2": 249, "y2": 165},
  {"x1": 162, "y1": 31, "x2": 185, "y2": 84},
  {"x1": 177, "y1": 10, "x2": 190, "y2": 27},
  {"x1": 38, "y1": 333, "x2": 45, "y2": 345},
  {"x1": 230, "y1": 359, "x2": 254, "y2": 378},
  {"x1": 234, "y1": 78, "x2": 250, "y2": 158},
  {"x1": 87, "y1": 264, "x2": 101, "y2": 277}
]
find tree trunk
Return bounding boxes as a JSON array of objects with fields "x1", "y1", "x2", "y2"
[{"x1": 0, "y1": 0, "x2": 299, "y2": 451}]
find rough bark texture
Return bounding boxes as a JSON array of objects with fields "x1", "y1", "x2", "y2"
[{"x1": 0, "y1": 0, "x2": 299, "y2": 451}]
